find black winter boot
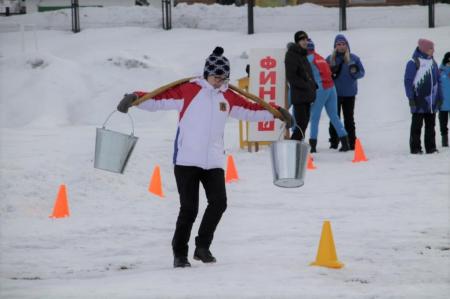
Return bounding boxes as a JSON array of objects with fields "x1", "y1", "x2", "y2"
[
  {"x1": 411, "y1": 149, "x2": 423, "y2": 154},
  {"x1": 443, "y1": 135, "x2": 449, "y2": 147},
  {"x1": 193, "y1": 248, "x2": 216, "y2": 263},
  {"x1": 173, "y1": 256, "x2": 191, "y2": 268},
  {"x1": 329, "y1": 138, "x2": 338, "y2": 149},
  {"x1": 309, "y1": 139, "x2": 317, "y2": 153},
  {"x1": 339, "y1": 136, "x2": 350, "y2": 152}
]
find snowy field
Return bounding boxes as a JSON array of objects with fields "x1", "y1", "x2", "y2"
[{"x1": 1, "y1": 3, "x2": 450, "y2": 299}]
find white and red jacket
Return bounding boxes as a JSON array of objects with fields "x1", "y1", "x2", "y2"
[{"x1": 136, "y1": 78, "x2": 276, "y2": 170}]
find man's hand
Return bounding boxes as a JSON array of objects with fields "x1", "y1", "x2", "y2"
[{"x1": 277, "y1": 107, "x2": 294, "y2": 129}]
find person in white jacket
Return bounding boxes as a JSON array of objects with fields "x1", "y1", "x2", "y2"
[{"x1": 117, "y1": 47, "x2": 293, "y2": 268}]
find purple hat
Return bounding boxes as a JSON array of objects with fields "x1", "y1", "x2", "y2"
[{"x1": 307, "y1": 38, "x2": 315, "y2": 52}]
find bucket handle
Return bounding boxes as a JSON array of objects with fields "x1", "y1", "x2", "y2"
[
  {"x1": 102, "y1": 110, "x2": 136, "y2": 136},
  {"x1": 277, "y1": 123, "x2": 304, "y2": 141}
]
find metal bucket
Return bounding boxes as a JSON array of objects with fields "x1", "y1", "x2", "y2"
[
  {"x1": 94, "y1": 111, "x2": 138, "y2": 174},
  {"x1": 270, "y1": 139, "x2": 310, "y2": 188}
]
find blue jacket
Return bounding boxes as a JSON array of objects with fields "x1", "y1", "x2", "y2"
[
  {"x1": 404, "y1": 48, "x2": 440, "y2": 113},
  {"x1": 326, "y1": 35, "x2": 365, "y2": 97},
  {"x1": 439, "y1": 64, "x2": 450, "y2": 111}
]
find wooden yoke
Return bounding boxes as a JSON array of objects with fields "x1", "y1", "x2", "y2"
[{"x1": 131, "y1": 77, "x2": 283, "y2": 120}]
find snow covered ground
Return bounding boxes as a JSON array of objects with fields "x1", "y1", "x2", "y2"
[{"x1": 0, "y1": 3, "x2": 449, "y2": 299}]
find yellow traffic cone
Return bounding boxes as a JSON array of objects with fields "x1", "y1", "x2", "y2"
[{"x1": 310, "y1": 221, "x2": 344, "y2": 269}]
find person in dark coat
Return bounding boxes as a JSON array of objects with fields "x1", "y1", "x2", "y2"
[
  {"x1": 404, "y1": 39, "x2": 441, "y2": 154},
  {"x1": 326, "y1": 34, "x2": 365, "y2": 150},
  {"x1": 285, "y1": 30, "x2": 318, "y2": 140}
]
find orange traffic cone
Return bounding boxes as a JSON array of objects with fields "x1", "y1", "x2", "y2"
[
  {"x1": 310, "y1": 221, "x2": 344, "y2": 269},
  {"x1": 225, "y1": 155, "x2": 239, "y2": 183},
  {"x1": 352, "y1": 138, "x2": 368, "y2": 163},
  {"x1": 307, "y1": 154, "x2": 317, "y2": 170},
  {"x1": 49, "y1": 184, "x2": 70, "y2": 218},
  {"x1": 149, "y1": 165, "x2": 164, "y2": 198}
]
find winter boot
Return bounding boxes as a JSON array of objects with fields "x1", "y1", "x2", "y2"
[
  {"x1": 173, "y1": 256, "x2": 191, "y2": 268},
  {"x1": 193, "y1": 248, "x2": 216, "y2": 263},
  {"x1": 309, "y1": 139, "x2": 317, "y2": 153},
  {"x1": 349, "y1": 137, "x2": 356, "y2": 150},
  {"x1": 329, "y1": 138, "x2": 339, "y2": 149},
  {"x1": 339, "y1": 136, "x2": 350, "y2": 152},
  {"x1": 443, "y1": 135, "x2": 449, "y2": 147},
  {"x1": 410, "y1": 149, "x2": 423, "y2": 154},
  {"x1": 426, "y1": 148, "x2": 439, "y2": 154}
]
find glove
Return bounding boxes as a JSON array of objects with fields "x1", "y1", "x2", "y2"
[
  {"x1": 117, "y1": 93, "x2": 138, "y2": 113},
  {"x1": 409, "y1": 99, "x2": 416, "y2": 108},
  {"x1": 349, "y1": 63, "x2": 359, "y2": 74},
  {"x1": 277, "y1": 107, "x2": 294, "y2": 129}
]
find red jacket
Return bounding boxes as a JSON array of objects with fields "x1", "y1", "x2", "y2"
[{"x1": 311, "y1": 53, "x2": 334, "y2": 90}]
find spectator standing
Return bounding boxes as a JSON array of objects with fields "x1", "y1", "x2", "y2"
[
  {"x1": 404, "y1": 39, "x2": 440, "y2": 154},
  {"x1": 326, "y1": 34, "x2": 365, "y2": 150},
  {"x1": 306, "y1": 39, "x2": 349, "y2": 153},
  {"x1": 438, "y1": 52, "x2": 450, "y2": 147},
  {"x1": 285, "y1": 30, "x2": 318, "y2": 140}
]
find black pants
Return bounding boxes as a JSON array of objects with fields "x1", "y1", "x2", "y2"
[
  {"x1": 410, "y1": 113, "x2": 437, "y2": 153},
  {"x1": 172, "y1": 165, "x2": 227, "y2": 258},
  {"x1": 329, "y1": 96, "x2": 356, "y2": 148},
  {"x1": 439, "y1": 111, "x2": 449, "y2": 136},
  {"x1": 291, "y1": 103, "x2": 311, "y2": 141}
]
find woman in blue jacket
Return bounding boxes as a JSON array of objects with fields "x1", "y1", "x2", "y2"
[
  {"x1": 326, "y1": 34, "x2": 365, "y2": 150},
  {"x1": 404, "y1": 39, "x2": 440, "y2": 154},
  {"x1": 439, "y1": 52, "x2": 450, "y2": 147}
]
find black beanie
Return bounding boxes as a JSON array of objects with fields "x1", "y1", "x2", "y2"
[
  {"x1": 443, "y1": 52, "x2": 450, "y2": 65},
  {"x1": 294, "y1": 31, "x2": 308, "y2": 43},
  {"x1": 203, "y1": 47, "x2": 230, "y2": 79}
]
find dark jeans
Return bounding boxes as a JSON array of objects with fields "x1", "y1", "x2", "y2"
[
  {"x1": 439, "y1": 111, "x2": 449, "y2": 136},
  {"x1": 172, "y1": 165, "x2": 227, "y2": 257},
  {"x1": 410, "y1": 113, "x2": 437, "y2": 153},
  {"x1": 291, "y1": 103, "x2": 311, "y2": 141},
  {"x1": 329, "y1": 96, "x2": 356, "y2": 148}
]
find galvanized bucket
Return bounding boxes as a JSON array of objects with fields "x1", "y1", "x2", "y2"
[
  {"x1": 94, "y1": 111, "x2": 138, "y2": 174},
  {"x1": 270, "y1": 125, "x2": 310, "y2": 188}
]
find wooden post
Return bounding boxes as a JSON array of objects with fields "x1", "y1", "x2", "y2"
[
  {"x1": 71, "y1": 0, "x2": 80, "y2": 33},
  {"x1": 339, "y1": 0, "x2": 347, "y2": 31},
  {"x1": 248, "y1": 0, "x2": 254, "y2": 35},
  {"x1": 428, "y1": 0, "x2": 435, "y2": 28}
]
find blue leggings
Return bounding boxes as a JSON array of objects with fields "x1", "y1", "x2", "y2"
[{"x1": 309, "y1": 87, "x2": 347, "y2": 139}]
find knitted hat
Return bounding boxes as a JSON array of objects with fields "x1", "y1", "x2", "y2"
[
  {"x1": 294, "y1": 31, "x2": 308, "y2": 43},
  {"x1": 418, "y1": 38, "x2": 434, "y2": 53},
  {"x1": 203, "y1": 47, "x2": 230, "y2": 79},
  {"x1": 307, "y1": 38, "x2": 315, "y2": 52}
]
